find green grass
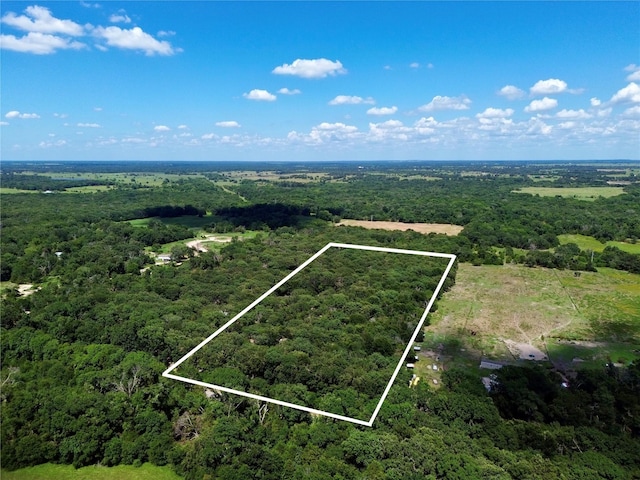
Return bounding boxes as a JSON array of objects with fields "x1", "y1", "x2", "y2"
[
  {"x1": 558, "y1": 234, "x2": 640, "y2": 254},
  {"x1": 0, "y1": 187, "x2": 38, "y2": 194},
  {"x1": 1, "y1": 463, "x2": 182, "y2": 480},
  {"x1": 427, "y1": 263, "x2": 640, "y2": 364},
  {"x1": 513, "y1": 186, "x2": 626, "y2": 201},
  {"x1": 62, "y1": 185, "x2": 114, "y2": 193}
]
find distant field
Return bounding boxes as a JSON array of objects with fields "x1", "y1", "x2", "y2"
[
  {"x1": 62, "y1": 185, "x2": 114, "y2": 193},
  {"x1": 0, "y1": 187, "x2": 37, "y2": 194},
  {"x1": 1, "y1": 463, "x2": 181, "y2": 480},
  {"x1": 558, "y1": 234, "x2": 640, "y2": 255},
  {"x1": 426, "y1": 263, "x2": 640, "y2": 366},
  {"x1": 513, "y1": 186, "x2": 626, "y2": 200},
  {"x1": 336, "y1": 220, "x2": 463, "y2": 236}
]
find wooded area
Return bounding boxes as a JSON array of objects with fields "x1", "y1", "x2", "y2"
[{"x1": 1, "y1": 161, "x2": 639, "y2": 479}]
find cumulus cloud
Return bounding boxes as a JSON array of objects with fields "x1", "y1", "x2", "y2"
[
  {"x1": 278, "y1": 88, "x2": 301, "y2": 95},
  {"x1": 419, "y1": 95, "x2": 471, "y2": 112},
  {"x1": 109, "y1": 12, "x2": 131, "y2": 24},
  {"x1": 154, "y1": 125, "x2": 170, "y2": 131},
  {"x1": 243, "y1": 89, "x2": 276, "y2": 101},
  {"x1": 1, "y1": 5, "x2": 84, "y2": 35},
  {"x1": 0, "y1": 32, "x2": 86, "y2": 54},
  {"x1": 590, "y1": 97, "x2": 601, "y2": 107},
  {"x1": 272, "y1": 58, "x2": 346, "y2": 79},
  {"x1": 367, "y1": 106, "x2": 398, "y2": 115},
  {"x1": 476, "y1": 108, "x2": 514, "y2": 119},
  {"x1": 93, "y1": 26, "x2": 177, "y2": 55},
  {"x1": 498, "y1": 85, "x2": 525, "y2": 100},
  {"x1": 409, "y1": 62, "x2": 419, "y2": 68},
  {"x1": 524, "y1": 97, "x2": 558, "y2": 112},
  {"x1": 530, "y1": 78, "x2": 568, "y2": 96},
  {"x1": 0, "y1": 121, "x2": 9, "y2": 126},
  {"x1": 610, "y1": 82, "x2": 640, "y2": 104},
  {"x1": 215, "y1": 121, "x2": 241, "y2": 128},
  {"x1": 329, "y1": 95, "x2": 375, "y2": 106},
  {"x1": 157, "y1": 30, "x2": 176, "y2": 38},
  {"x1": 77, "y1": 122, "x2": 101, "y2": 127},
  {"x1": 5, "y1": 110, "x2": 40, "y2": 119},
  {"x1": 201, "y1": 133, "x2": 217, "y2": 140},
  {"x1": 177, "y1": 124, "x2": 188, "y2": 129},
  {"x1": 556, "y1": 109, "x2": 592, "y2": 119},
  {"x1": 622, "y1": 105, "x2": 640, "y2": 117},
  {"x1": 624, "y1": 64, "x2": 640, "y2": 82}
]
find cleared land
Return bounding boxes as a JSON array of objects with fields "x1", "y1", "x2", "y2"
[
  {"x1": 1, "y1": 463, "x2": 181, "y2": 480},
  {"x1": 336, "y1": 220, "x2": 463, "y2": 236},
  {"x1": 426, "y1": 263, "x2": 640, "y2": 367},
  {"x1": 513, "y1": 186, "x2": 626, "y2": 200},
  {"x1": 558, "y1": 234, "x2": 640, "y2": 255}
]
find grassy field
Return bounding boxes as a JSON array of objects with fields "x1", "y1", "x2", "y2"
[
  {"x1": 513, "y1": 186, "x2": 626, "y2": 200},
  {"x1": 1, "y1": 463, "x2": 181, "y2": 480},
  {"x1": 335, "y1": 220, "x2": 463, "y2": 235},
  {"x1": 0, "y1": 187, "x2": 38, "y2": 194},
  {"x1": 558, "y1": 234, "x2": 640, "y2": 255},
  {"x1": 62, "y1": 185, "x2": 114, "y2": 193},
  {"x1": 426, "y1": 263, "x2": 640, "y2": 368}
]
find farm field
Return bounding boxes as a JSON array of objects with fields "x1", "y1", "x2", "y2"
[
  {"x1": 1, "y1": 463, "x2": 181, "y2": 480},
  {"x1": 426, "y1": 263, "x2": 640, "y2": 367},
  {"x1": 513, "y1": 186, "x2": 626, "y2": 200},
  {"x1": 335, "y1": 220, "x2": 464, "y2": 236},
  {"x1": 558, "y1": 233, "x2": 640, "y2": 255}
]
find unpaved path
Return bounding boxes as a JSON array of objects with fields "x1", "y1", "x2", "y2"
[{"x1": 186, "y1": 235, "x2": 233, "y2": 253}]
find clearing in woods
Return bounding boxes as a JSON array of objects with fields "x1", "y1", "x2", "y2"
[
  {"x1": 427, "y1": 263, "x2": 640, "y2": 366},
  {"x1": 336, "y1": 220, "x2": 463, "y2": 236}
]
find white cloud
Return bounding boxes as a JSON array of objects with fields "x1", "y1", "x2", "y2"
[
  {"x1": 1, "y1": 5, "x2": 84, "y2": 35},
  {"x1": 272, "y1": 58, "x2": 346, "y2": 79},
  {"x1": 77, "y1": 122, "x2": 101, "y2": 127},
  {"x1": 530, "y1": 78, "x2": 567, "y2": 95},
  {"x1": 5, "y1": 110, "x2": 40, "y2": 119},
  {"x1": 329, "y1": 95, "x2": 375, "y2": 106},
  {"x1": 215, "y1": 121, "x2": 241, "y2": 128},
  {"x1": 109, "y1": 12, "x2": 131, "y2": 24},
  {"x1": 93, "y1": 26, "x2": 177, "y2": 55},
  {"x1": 419, "y1": 95, "x2": 471, "y2": 112},
  {"x1": 80, "y1": 2, "x2": 101, "y2": 8},
  {"x1": 201, "y1": 133, "x2": 217, "y2": 140},
  {"x1": 177, "y1": 124, "x2": 188, "y2": 129},
  {"x1": 625, "y1": 64, "x2": 640, "y2": 82},
  {"x1": 154, "y1": 125, "x2": 170, "y2": 131},
  {"x1": 0, "y1": 121, "x2": 9, "y2": 126},
  {"x1": 157, "y1": 30, "x2": 176, "y2": 38},
  {"x1": 278, "y1": 87, "x2": 301, "y2": 95},
  {"x1": 610, "y1": 82, "x2": 640, "y2": 104},
  {"x1": 53, "y1": 112, "x2": 68, "y2": 118},
  {"x1": 0, "y1": 32, "x2": 86, "y2": 54},
  {"x1": 315, "y1": 122, "x2": 358, "y2": 132},
  {"x1": 409, "y1": 62, "x2": 419, "y2": 68},
  {"x1": 524, "y1": 97, "x2": 558, "y2": 112},
  {"x1": 476, "y1": 108, "x2": 514, "y2": 119},
  {"x1": 367, "y1": 106, "x2": 398, "y2": 115},
  {"x1": 498, "y1": 85, "x2": 525, "y2": 100},
  {"x1": 556, "y1": 109, "x2": 592, "y2": 119},
  {"x1": 590, "y1": 97, "x2": 601, "y2": 107},
  {"x1": 383, "y1": 65, "x2": 392, "y2": 70},
  {"x1": 243, "y1": 89, "x2": 276, "y2": 101},
  {"x1": 622, "y1": 105, "x2": 640, "y2": 117},
  {"x1": 427, "y1": 63, "x2": 434, "y2": 69}
]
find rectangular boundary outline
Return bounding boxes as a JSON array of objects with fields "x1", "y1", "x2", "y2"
[{"x1": 163, "y1": 242, "x2": 456, "y2": 427}]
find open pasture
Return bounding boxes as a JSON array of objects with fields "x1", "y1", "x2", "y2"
[
  {"x1": 427, "y1": 263, "x2": 640, "y2": 365},
  {"x1": 336, "y1": 220, "x2": 463, "y2": 236},
  {"x1": 513, "y1": 186, "x2": 626, "y2": 200},
  {"x1": 558, "y1": 234, "x2": 640, "y2": 255},
  {"x1": 1, "y1": 463, "x2": 181, "y2": 480}
]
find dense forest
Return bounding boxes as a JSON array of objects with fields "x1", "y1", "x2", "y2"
[{"x1": 1, "y1": 161, "x2": 639, "y2": 479}]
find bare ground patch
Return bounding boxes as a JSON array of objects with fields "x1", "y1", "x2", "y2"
[{"x1": 336, "y1": 220, "x2": 463, "y2": 236}]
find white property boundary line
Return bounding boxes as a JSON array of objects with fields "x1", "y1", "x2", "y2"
[{"x1": 163, "y1": 242, "x2": 456, "y2": 427}]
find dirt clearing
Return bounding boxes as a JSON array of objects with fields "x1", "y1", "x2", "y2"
[{"x1": 336, "y1": 220, "x2": 463, "y2": 236}]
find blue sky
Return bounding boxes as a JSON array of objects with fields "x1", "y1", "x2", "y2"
[{"x1": 1, "y1": 1, "x2": 639, "y2": 161}]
